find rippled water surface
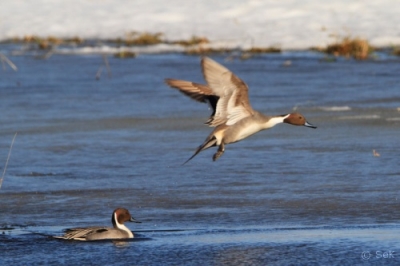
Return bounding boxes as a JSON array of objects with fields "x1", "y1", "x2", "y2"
[{"x1": 1, "y1": 47, "x2": 400, "y2": 265}]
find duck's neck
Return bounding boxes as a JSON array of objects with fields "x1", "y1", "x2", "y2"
[
  {"x1": 113, "y1": 213, "x2": 134, "y2": 238},
  {"x1": 262, "y1": 114, "x2": 289, "y2": 129},
  {"x1": 117, "y1": 224, "x2": 134, "y2": 238}
]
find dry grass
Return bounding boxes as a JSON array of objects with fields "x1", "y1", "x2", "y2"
[
  {"x1": 172, "y1": 36, "x2": 209, "y2": 46},
  {"x1": 20, "y1": 35, "x2": 52, "y2": 49},
  {"x1": 114, "y1": 50, "x2": 136, "y2": 58},
  {"x1": 10, "y1": 35, "x2": 85, "y2": 49},
  {"x1": 324, "y1": 37, "x2": 372, "y2": 60},
  {"x1": 124, "y1": 32, "x2": 163, "y2": 45},
  {"x1": 184, "y1": 47, "x2": 233, "y2": 55},
  {"x1": 64, "y1": 36, "x2": 84, "y2": 44},
  {"x1": 184, "y1": 45, "x2": 282, "y2": 57},
  {"x1": 393, "y1": 47, "x2": 400, "y2": 56},
  {"x1": 245, "y1": 47, "x2": 281, "y2": 54},
  {"x1": 5, "y1": 33, "x2": 393, "y2": 60}
]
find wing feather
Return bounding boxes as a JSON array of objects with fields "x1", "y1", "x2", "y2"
[
  {"x1": 202, "y1": 58, "x2": 255, "y2": 126},
  {"x1": 62, "y1": 227, "x2": 108, "y2": 239},
  {"x1": 165, "y1": 79, "x2": 214, "y2": 103},
  {"x1": 165, "y1": 78, "x2": 219, "y2": 125},
  {"x1": 165, "y1": 57, "x2": 256, "y2": 127}
]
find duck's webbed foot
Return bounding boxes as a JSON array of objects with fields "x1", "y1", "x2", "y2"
[{"x1": 212, "y1": 143, "x2": 225, "y2": 161}]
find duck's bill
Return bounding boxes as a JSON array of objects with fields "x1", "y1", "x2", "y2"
[
  {"x1": 304, "y1": 121, "x2": 317, "y2": 129},
  {"x1": 130, "y1": 217, "x2": 142, "y2": 223}
]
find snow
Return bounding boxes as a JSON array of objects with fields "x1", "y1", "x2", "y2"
[{"x1": 1, "y1": 0, "x2": 399, "y2": 49}]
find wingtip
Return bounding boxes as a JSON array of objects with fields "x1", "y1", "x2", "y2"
[
  {"x1": 164, "y1": 78, "x2": 174, "y2": 85},
  {"x1": 164, "y1": 78, "x2": 182, "y2": 89},
  {"x1": 201, "y1": 56, "x2": 214, "y2": 67},
  {"x1": 201, "y1": 56, "x2": 212, "y2": 62},
  {"x1": 200, "y1": 56, "x2": 208, "y2": 62}
]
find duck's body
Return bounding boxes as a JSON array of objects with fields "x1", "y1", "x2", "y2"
[
  {"x1": 165, "y1": 57, "x2": 316, "y2": 163},
  {"x1": 61, "y1": 226, "x2": 133, "y2": 241},
  {"x1": 214, "y1": 112, "x2": 285, "y2": 144},
  {"x1": 55, "y1": 208, "x2": 141, "y2": 241}
]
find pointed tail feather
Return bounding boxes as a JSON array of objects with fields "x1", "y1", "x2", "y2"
[{"x1": 182, "y1": 136, "x2": 217, "y2": 165}]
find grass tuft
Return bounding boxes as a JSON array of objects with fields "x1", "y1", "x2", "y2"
[
  {"x1": 245, "y1": 47, "x2": 281, "y2": 54},
  {"x1": 114, "y1": 50, "x2": 136, "y2": 58},
  {"x1": 324, "y1": 37, "x2": 372, "y2": 60},
  {"x1": 172, "y1": 36, "x2": 209, "y2": 47},
  {"x1": 393, "y1": 47, "x2": 400, "y2": 56},
  {"x1": 124, "y1": 32, "x2": 163, "y2": 45},
  {"x1": 184, "y1": 47, "x2": 232, "y2": 55}
]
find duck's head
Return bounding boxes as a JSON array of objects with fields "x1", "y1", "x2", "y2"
[{"x1": 284, "y1": 113, "x2": 316, "y2": 128}]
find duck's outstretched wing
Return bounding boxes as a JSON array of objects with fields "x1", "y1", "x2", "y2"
[
  {"x1": 165, "y1": 78, "x2": 219, "y2": 124},
  {"x1": 201, "y1": 57, "x2": 255, "y2": 126}
]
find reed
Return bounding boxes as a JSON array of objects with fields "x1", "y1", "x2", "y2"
[
  {"x1": 96, "y1": 55, "x2": 112, "y2": 80},
  {"x1": 0, "y1": 133, "x2": 17, "y2": 189},
  {"x1": 0, "y1": 53, "x2": 18, "y2": 71}
]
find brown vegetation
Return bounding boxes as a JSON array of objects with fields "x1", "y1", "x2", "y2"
[
  {"x1": 393, "y1": 47, "x2": 400, "y2": 56},
  {"x1": 6, "y1": 32, "x2": 399, "y2": 60},
  {"x1": 245, "y1": 47, "x2": 281, "y2": 53},
  {"x1": 324, "y1": 37, "x2": 372, "y2": 60},
  {"x1": 172, "y1": 36, "x2": 209, "y2": 46},
  {"x1": 9, "y1": 35, "x2": 84, "y2": 49},
  {"x1": 114, "y1": 50, "x2": 136, "y2": 58},
  {"x1": 124, "y1": 32, "x2": 163, "y2": 45},
  {"x1": 64, "y1": 36, "x2": 84, "y2": 44},
  {"x1": 184, "y1": 47, "x2": 233, "y2": 55}
]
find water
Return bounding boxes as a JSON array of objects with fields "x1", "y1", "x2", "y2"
[{"x1": 1, "y1": 47, "x2": 400, "y2": 265}]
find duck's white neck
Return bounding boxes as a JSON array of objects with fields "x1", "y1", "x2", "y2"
[
  {"x1": 114, "y1": 213, "x2": 134, "y2": 238},
  {"x1": 263, "y1": 114, "x2": 289, "y2": 129}
]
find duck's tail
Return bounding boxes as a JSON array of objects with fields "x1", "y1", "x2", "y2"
[{"x1": 182, "y1": 136, "x2": 217, "y2": 165}]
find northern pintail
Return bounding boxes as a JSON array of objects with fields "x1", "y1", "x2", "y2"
[
  {"x1": 165, "y1": 57, "x2": 316, "y2": 163},
  {"x1": 54, "y1": 208, "x2": 141, "y2": 241}
]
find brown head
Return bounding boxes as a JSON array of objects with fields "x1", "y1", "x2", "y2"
[
  {"x1": 112, "y1": 208, "x2": 141, "y2": 227},
  {"x1": 283, "y1": 113, "x2": 316, "y2": 128}
]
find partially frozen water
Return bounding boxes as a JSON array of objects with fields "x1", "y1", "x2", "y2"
[{"x1": 1, "y1": 49, "x2": 400, "y2": 265}]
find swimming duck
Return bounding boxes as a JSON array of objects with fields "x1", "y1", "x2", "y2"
[{"x1": 55, "y1": 208, "x2": 141, "y2": 241}]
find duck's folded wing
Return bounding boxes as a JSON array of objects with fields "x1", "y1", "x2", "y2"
[{"x1": 62, "y1": 226, "x2": 107, "y2": 240}]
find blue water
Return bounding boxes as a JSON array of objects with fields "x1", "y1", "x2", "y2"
[{"x1": 1, "y1": 45, "x2": 400, "y2": 265}]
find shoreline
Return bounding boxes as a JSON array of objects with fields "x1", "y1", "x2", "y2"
[{"x1": 1, "y1": 34, "x2": 400, "y2": 60}]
